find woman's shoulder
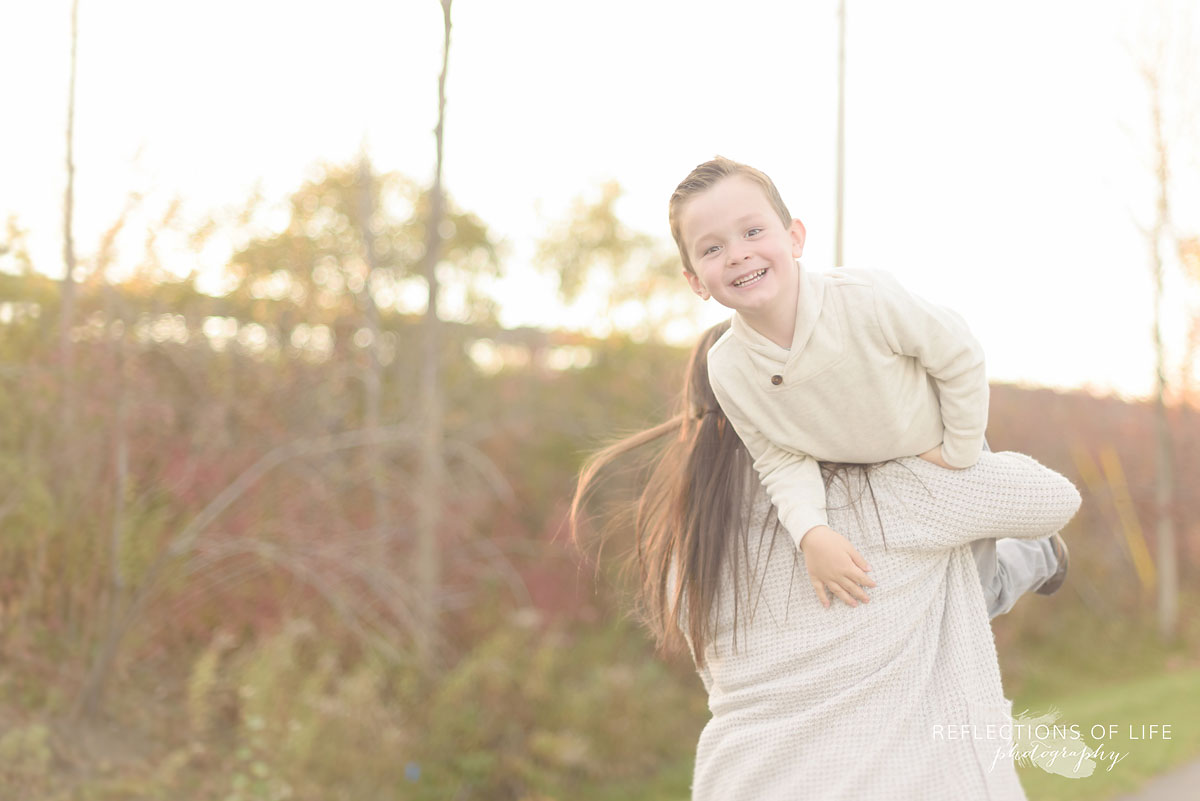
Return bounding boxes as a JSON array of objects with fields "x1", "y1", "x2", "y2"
[
  {"x1": 851, "y1": 451, "x2": 1082, "y2": 542},
  {"x1": 824, "y1": 451, "x2": 1077, "y2": 510},
  {"x1": 889, "y1": 450, "x2": 1059, "y2": 479},
  {"x1": 863, "y1": 451, "x2": 1069, "y2": 491}
]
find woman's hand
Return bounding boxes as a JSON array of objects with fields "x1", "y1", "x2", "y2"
[
  {"x1": 918, "y1": 443, "x2": 963, "y2": 470},
  {"x1": 799, "y1": 525, "x2": 875, "y2": 608}
]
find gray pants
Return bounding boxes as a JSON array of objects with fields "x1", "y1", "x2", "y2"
[
  {"x1": 971, "y1": 537, "x2": 1059, "y2": 619},
  {"x1": 971, "y1": 438, "x2": 1062, "y2": 619}
]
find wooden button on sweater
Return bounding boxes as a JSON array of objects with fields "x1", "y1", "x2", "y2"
[{"x1": 771, "y1": 374, "x2": 783, "y2": 385}]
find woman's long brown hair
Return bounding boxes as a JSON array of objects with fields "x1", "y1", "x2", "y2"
[{"x1": 569, "y1": 320, "x2": 790, "y2": 669}]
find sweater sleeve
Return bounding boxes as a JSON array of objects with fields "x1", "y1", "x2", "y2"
[
  {"x1": 871, "y1": 271, "x2": 989, "y2": 468},
  {"x1": 709, "y1": 369, "x2": 827, "y2": 550},
  {"x1": 888, "y1": 451, "x2": 1081, "y2": 550}
]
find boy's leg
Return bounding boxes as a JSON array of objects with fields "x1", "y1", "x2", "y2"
[
  {"x1": 970, "y1": 538, "x2": 1002, "y2": 616},
  {"x1": 984, "y1": 537, "x2": 1060, "y2": 618}
]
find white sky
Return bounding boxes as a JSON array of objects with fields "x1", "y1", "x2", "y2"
[{"x1": 2, "y1": 0, "x2": 1198, "y2": 399}]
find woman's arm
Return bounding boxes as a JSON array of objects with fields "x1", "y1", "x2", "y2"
[{"x1": 883, "y1": 451, "x2": 1081, "y2": 550}]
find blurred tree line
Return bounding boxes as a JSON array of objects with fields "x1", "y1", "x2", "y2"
[{"x1": 0, "y1": 155, "x2": 707, "y2": 799}]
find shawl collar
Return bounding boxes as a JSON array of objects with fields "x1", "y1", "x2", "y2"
[{"x1": 728, "y1": 261, "x2": 826, "y2": 365}]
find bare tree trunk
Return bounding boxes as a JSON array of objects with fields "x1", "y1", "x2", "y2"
[
  {"x1": 60, "y1": 0, "x2": 79, "y2": 427},
  {"x1": 1144, "y1": 62, "x2": 1179, "y2": 643},
  {"x1": 72, "y1": 292, "x2": 129, "y2": 721},
  {"x1": 44, "y1": 0, "x2": 82, "y2": 631},
  {"x1": 357, "y1": 153, "x2": 392, "y2": 544},
  {"x1": 414, "y1": 0, "x2": 452, "y2": 674}
]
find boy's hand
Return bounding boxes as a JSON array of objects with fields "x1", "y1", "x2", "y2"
[
  {"x1": 799, "y1": 525, "x2": 875, "y2": 608},
  {"x1": 918, "y1": 443, "x2": 963, "y2": 470}
]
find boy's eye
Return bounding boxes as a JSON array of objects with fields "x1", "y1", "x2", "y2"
[
  {"x1": 746, "y1": 228, "x2": 762, "y2": 237},
  {"x1": 703, "y1": 244, "x2": 720, "y2": 256}
]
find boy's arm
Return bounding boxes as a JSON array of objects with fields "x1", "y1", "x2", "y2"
[
  {"x1": 871, "y1": 271, "x2": 989, "y2": 468},
  {"x1": 709, "y1": 371, "x2": 874, "y2": 608}
]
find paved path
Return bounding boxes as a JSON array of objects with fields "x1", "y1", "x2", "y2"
[{"x1": 1110, "y1": 760, "x2": 1200, "y2": 801}]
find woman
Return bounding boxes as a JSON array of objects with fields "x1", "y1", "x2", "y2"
[{"x1": 571, "y1": 322, "x2": 1081, "y2": 800}]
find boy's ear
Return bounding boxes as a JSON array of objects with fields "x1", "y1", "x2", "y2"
[
  {"x1": 682, "y1": 268, "x2": 710, "y2": 300},
  {"x1": 789, "y1": 218, "x2": 807, "y2": 257}
]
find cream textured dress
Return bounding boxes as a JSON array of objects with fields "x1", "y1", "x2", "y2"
[{"x1": 674, "y1": 451, "x2": 1081, "y2": 801}]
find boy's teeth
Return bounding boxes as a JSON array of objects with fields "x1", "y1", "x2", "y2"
[{"x1": 734, "y1": 269, "x2": 766, "y2": 287}]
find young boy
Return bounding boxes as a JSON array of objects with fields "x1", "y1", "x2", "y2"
[{"x1": 669, "y1": 156, "x2": 1067, "y2": 614}]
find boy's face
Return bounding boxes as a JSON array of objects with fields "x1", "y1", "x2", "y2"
[{"x1": 679, "y1": 176, "x2": 806, "y2": 318}]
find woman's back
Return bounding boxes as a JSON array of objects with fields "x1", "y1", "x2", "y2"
[{"x1": 680, "y1": 452, "x2": 1080, "y2": 801}]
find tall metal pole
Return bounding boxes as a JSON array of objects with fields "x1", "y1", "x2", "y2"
[{"x1": 834, "y1": 0, "x2": 846, "y2": 268}]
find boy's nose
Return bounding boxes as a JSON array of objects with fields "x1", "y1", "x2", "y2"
[{"x1": 725, "y1": 243, "x2": 751, "y2": 264}]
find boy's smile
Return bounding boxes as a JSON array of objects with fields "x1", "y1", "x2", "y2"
[{"x1": 679, "y1": 175, "x2": 807, "y2": 346}]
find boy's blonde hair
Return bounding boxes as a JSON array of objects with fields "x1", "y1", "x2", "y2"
[{"x1": 668, "y1": 156, "x2": 793, "y2": 275}]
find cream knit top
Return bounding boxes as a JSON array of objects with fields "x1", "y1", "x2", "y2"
[
  {"x1": 673, "y1": 451, "x2": 1082, "y2": 801},
  {"x1": 707, "y1": 262, "x2": 989, "y2": 548}
]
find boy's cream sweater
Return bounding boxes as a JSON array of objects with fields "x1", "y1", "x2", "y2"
[{"x1": 707, "y1": 261, "x2": 989, "y2": 549}]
